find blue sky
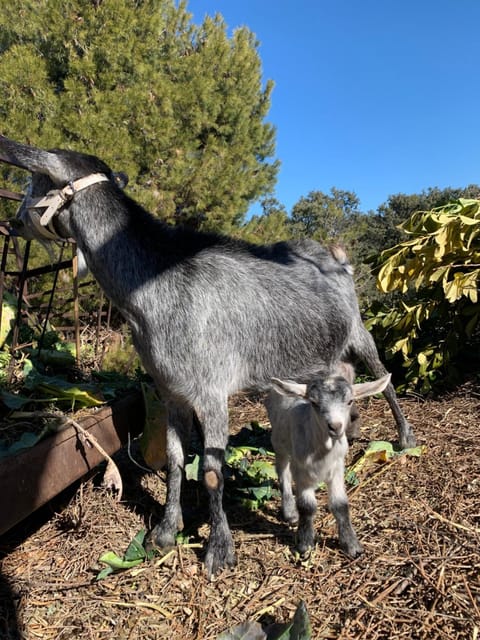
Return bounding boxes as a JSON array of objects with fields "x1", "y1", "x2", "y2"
[{"x1": 187, "y1": 0, "x2": 480, "y2": 215}]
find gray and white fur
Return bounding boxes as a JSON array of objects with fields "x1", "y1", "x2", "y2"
[
  {"x1": 336, "y1": 361, "x2": 362, "y2": 440},
  {"x1": 266, "y1": 372, "x2": 391, "y2": 557},
  {"x1": 0, "y1": 136, "x2": 415, "y2": 576}
]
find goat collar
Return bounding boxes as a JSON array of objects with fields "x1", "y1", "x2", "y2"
[{"x1": 27, "y1": 173, "x2": 109, "y2": 228}]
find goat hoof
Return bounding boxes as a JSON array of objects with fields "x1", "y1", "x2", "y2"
[
  {"x1": 400, "y1": 432, "x2": 416, "y2": 449},
  {"x1": 341, "y1": 539, "x2": 364, "y2": 558},
  {"x1": 296, "y1": 537, "x2": 314, "y2": 557},
  {"x1": 145, "y1": 525, "x2": 176, "y2": 554},
  {"x1": 296, "y1": 544, "x2": 313, "y2": 561},
  {"x1": 205, "y1": 531, "x2": 236, "y2": 578},
  {"x1": 347, "y1": 544, "x2": 364, "y2": 558},
  {"x1": 282, "y1": 509, "x2": 299, "y2": 525}
]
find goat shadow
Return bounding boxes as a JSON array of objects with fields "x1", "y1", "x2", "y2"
[
  {"x1": 0, "y1": 487, "x2": 80, "y2": 640},
  {"x1": 114, "y1": 421, "x2": 345, "y2": 564},
  {"x1": 0, "y1": 570, "x2": 20, "y2": 640}
]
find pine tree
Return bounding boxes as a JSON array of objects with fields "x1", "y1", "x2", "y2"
[
  {"x1": 289, "y1": 188, "x2": 362, "y2": 242},
  {"x1": 237, "y1": 197, "x2": 290, "y2": 243},
  {"x1": 0, "y1": 0, "x2": 278, "y2": 231}
]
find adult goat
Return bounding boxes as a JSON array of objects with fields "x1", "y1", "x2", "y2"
[{"x1": 0, "y1": 136, "x2": 415, "y2": 576}]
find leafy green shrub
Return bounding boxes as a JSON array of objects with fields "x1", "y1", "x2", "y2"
[
  {"x1": 100, "y1": 327, "x2": 142, "y2": 375},
  {"x1": 366, "y1": 199, "x2": 480, "y2": 393}
]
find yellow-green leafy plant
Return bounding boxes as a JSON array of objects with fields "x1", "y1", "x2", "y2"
[{"x1": 365, "y1": 199, "x2": 480, "y2": 393}]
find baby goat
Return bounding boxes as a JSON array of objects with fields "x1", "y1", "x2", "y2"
[{"x1": 266, "y1": 372, "x2": 391, "y2": 557}]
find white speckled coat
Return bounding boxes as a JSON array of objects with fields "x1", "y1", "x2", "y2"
[{"x1": 266, "y1": 373, "x2": 390, "y2": 556}]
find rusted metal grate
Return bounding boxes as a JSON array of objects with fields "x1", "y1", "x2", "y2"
[{"x1": 0, "y1": 187, "x2": 114, "y2": 379}]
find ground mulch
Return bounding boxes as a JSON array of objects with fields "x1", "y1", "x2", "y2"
[{"x1": 1, "y1": 386, "x2": 479, "y2": 639}]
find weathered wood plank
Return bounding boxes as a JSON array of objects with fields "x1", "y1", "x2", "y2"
[
  {"x1": 0, "y1": 188, "x2": 23, "y2": 201},
  {"x1": 0, "y1": 393, "x2": 145, "y2": 536}
]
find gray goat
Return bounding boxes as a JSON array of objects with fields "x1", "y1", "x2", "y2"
[
  {"x1": 0, "y1": 135, "x2": 415, "y2": 576},
  {"x1": 266, "y1": 372, "x2": 391, "y2": 557}
]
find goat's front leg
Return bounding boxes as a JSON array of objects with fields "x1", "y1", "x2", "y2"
[
  {"x1": 198, "y1": 400, "x2": 236, "y2": 577},
  {"x1": 327, "y1": 463, "x2": 363, "y2": 558},
  {"x1": 146, "y1": 403, "x2": 192, "y2": 551},
  {"x1": 294, "y1": 478, "x2": 317, "y2": 555}
]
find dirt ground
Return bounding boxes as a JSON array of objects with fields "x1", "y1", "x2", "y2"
[{"x1": 1, "y1": 385, "x2": 479, "y2": 639}]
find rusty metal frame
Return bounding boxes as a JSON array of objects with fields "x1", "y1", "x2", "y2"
[
  {"x1": 0, "y1": 187, "x2": 140, "y2": 537},
  {"x1": 0, "y1": 392, "x2": 144, "y2": 536}
]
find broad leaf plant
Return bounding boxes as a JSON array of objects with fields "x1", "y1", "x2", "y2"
[{"x1": 366, "y1": 199, "x2": 480, "y2": 393}]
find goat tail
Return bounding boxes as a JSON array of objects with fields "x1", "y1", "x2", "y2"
[{"x1": 329, "y1": 244, "x2": 354, "y2": 276}]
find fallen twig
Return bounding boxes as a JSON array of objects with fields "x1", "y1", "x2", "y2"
[
  {"x1": 68, "y1": 417, "x2": 123, "y2": 499},
  {"x1": 414, "y1": 499, "x2": 480, "y2": 535}
]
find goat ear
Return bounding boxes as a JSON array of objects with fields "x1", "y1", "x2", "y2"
[
  {"x1": 113, "y1": 171, "x2": 129, "y2": 189},
  {"x1": 271, "y1": 378, "x2": 308, "y2": 398},
  {"x1": 352, "y1": 373, "x2": 391, "y2": 400},
  {"x1": 0, "y1": 136, "x2": 69, "y2": 183}
]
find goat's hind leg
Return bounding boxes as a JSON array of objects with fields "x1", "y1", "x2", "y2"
[
  {"x1": 275, "y1": 453, "x2": 298, "y2": 524},
  {"x1": 146, "y1": 403, "x2": 192, "y2": 551},
  {"x1": 351, "y1": 324, "x2": 416, "y2": 448}
]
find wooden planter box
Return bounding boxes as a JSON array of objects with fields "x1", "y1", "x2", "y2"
[{"x1": 0, "y1": 393, "x2": 145, "y2": 536}]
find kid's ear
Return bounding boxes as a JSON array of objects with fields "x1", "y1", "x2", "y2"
[
  {"x1": 352, "y1": 373, "x2": 391, "y2": 400},
  {"x1": 271, "y1": 377, "x2": 308, "y2": 398}
]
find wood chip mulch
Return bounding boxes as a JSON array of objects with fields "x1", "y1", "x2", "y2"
[{"x1": 1, "y1": 386, "x2": 479, "y2": 639}]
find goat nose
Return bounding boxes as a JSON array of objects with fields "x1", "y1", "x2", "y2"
[{"x1": 327, "y1": 421, "x2": 344, "y2": 438}]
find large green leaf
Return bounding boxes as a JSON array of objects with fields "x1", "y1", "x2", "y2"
[
  {"x1": 139, "y1": 383, "x2": 168, "y2": 470},
  {"x1": 0, "y1": 423, "x2": 55, "y2": 458},
  {"x1": 277, "y1": 601, "x2": 311, "y2": 640},
  {"x1": 97, "y1": 529, "x2": 153, "y2": 580},
  {"x1": 0, "y1": 296, "x2": 16, "y2": 347},
  {"x1": 0, "y1": 390, "x2": 31, "y2": 410},
  {"x1": 185, "y1": 453, "x2": 202, "y2": 481},
  {"x1": 371, "y1": 198, "x2": 480, "y2": 392},
  {"x1": 18, "y1": 359, "x2": 104, "y2": 408}
]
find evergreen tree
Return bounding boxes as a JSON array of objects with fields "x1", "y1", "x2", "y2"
[
  {"x1": 238, "y1": 197, "x2": 290, "y2": 243},
  {"x1": 289, "y1": 188, "x2": 363, "y2": 243},
  {"x1": 0, "y1": 0, "x2": 278, "y2": 231}
]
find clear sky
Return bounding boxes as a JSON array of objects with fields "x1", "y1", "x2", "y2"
[{"x1": 187, "y1": 0, "x2": 480, "y2": 215}]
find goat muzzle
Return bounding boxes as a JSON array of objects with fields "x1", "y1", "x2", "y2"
[{"x1": 327, "y1": 421, "x2": 344, "y2": 439}]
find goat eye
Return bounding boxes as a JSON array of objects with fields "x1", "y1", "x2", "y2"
[{"x1": 347, "y1": 399, "x2": 353, "y2": 406}]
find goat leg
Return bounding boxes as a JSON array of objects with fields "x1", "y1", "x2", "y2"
[
  {"x1": 295, "y1": 483, "x2": 317, "y2": 555},
  {"x1": 146, "y1": 403, "x2": 191, "y2": 552},
  {"x1": 199, "y1": 403, "x2": 236, "y2": 577},
  {"x1": 327, "y1": 473, "x2": 363, "y2": 558},
  {"x1": 203, "y1": 459, "x2": 236, "y2": 577},
  {"x1": 275, "y1": 454, "x2": 299, "y2": 524},
  {"x1": 350, "y1": 325, "x2": 416, "y2": 449}
]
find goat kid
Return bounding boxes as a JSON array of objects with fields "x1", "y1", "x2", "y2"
[
  {"x1": 0, "y1": 135, "x2": 415, "y2": 576},
  {"x1": 266, "y1": 373, "x2": 391, "y2": 557}
]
